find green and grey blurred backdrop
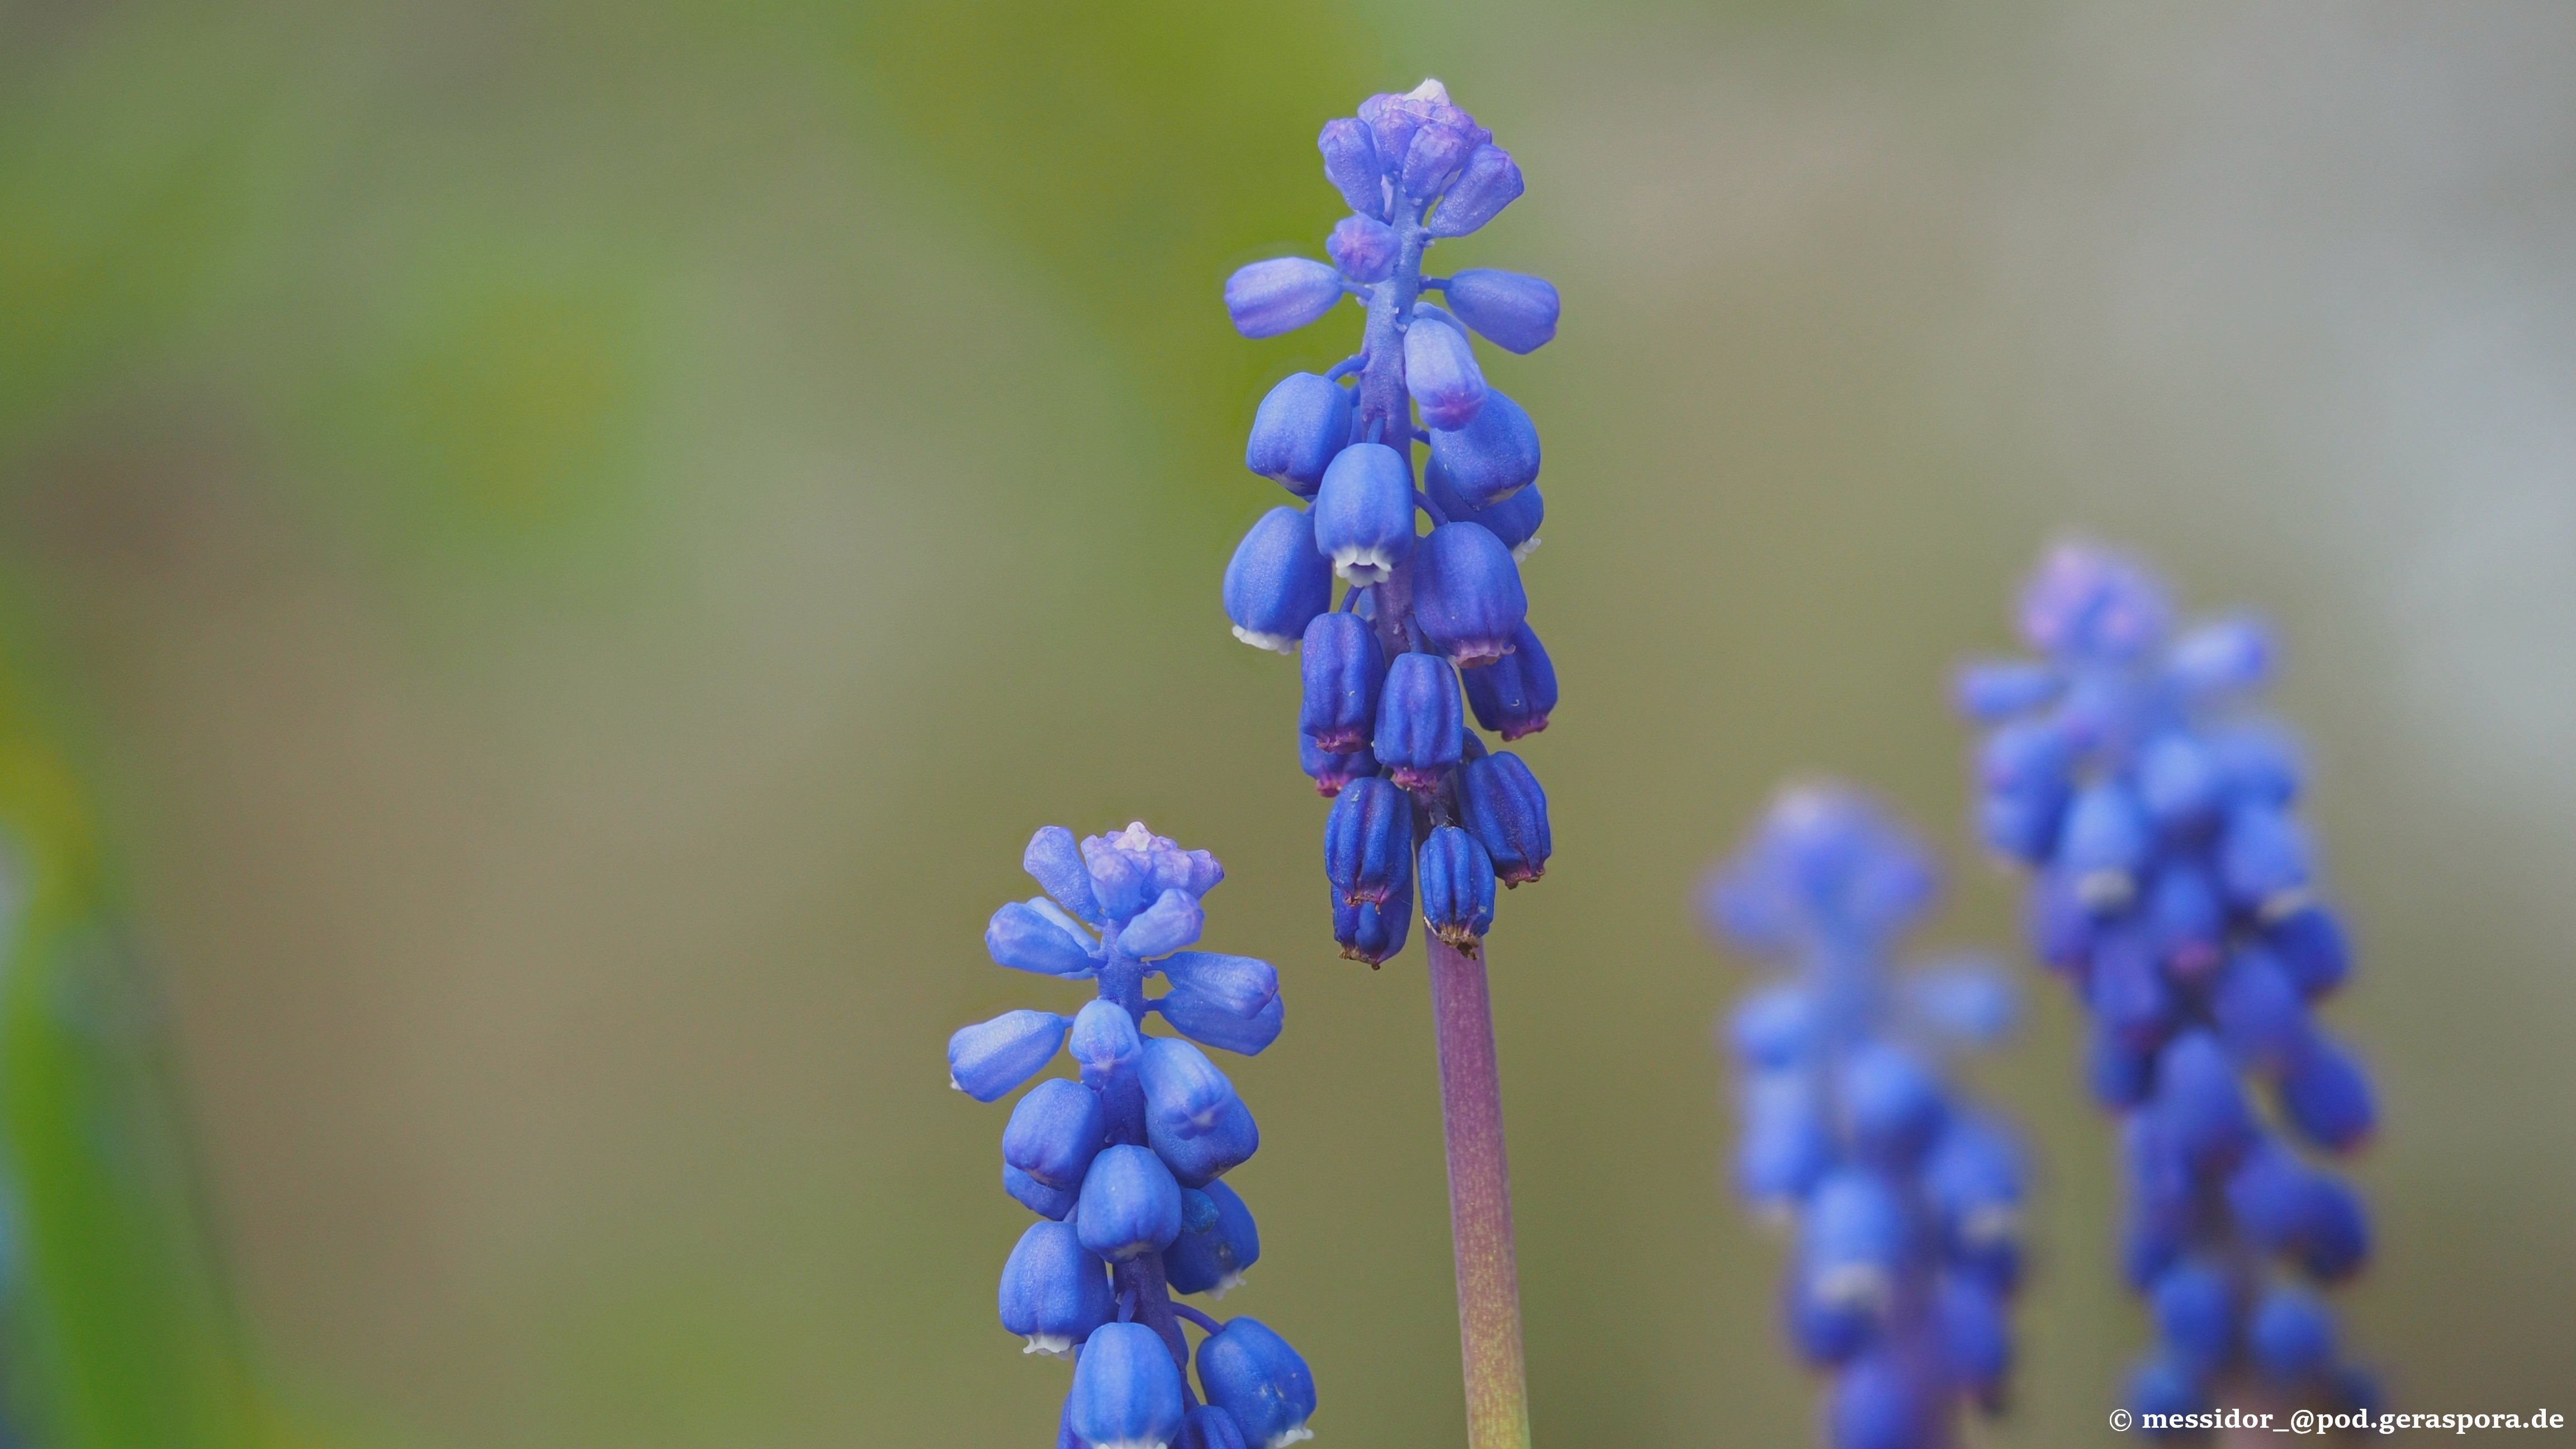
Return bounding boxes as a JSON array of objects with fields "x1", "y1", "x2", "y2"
[{"x1": 4, "y1": 1, "x2": 2572, "y2": 1444}]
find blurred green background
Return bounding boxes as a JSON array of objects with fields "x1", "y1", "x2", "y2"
[{"x1": 3, "y1": 0, "x2": 2573, "y2": 1444}]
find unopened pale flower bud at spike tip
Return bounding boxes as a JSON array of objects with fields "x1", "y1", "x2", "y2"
[
  {"x1": 1443, "y1": 268, "x2": 1558, "y2": 355},
  {"x1": 1118, "y1": 887, "x2": 1206, "y2": 960},
  {"x1": 998, "y1": 1220, "x2": 1115, "y2": 1358},
  {"x1": 1224, "y1": 506, "x2": 1333, "y2": 652},
  {"x1": 1244, "y1": 373, "x2": 1353, "y2": 498},
  {"x1": 1426, "y1": 387, "x2": 1540, "y2": 509},
  {"x1": 1427, "y1": 145, "x2": 1524, "y2": 237},
  {"x1": 1412, "y1": 522, "x2": 1528, "y2": 668},
  {"x1": 1317, "y1": 117, "x2": 1385, "y2": 219},
  {"x1": 1224, "y1": 257, "x2": 1344, "y2": 340},
  {"x1": 1403, "y1": 312, "x2": 1486, "y2": 430},
  {"x1": 1069, "y1": 1320, "x2": 1188, "y2": 1449},
  {"x1": 947, "y1": 1010, "x2": 1068, "y2": 1102},
  {"x1": 1311, "y1": 442, "x2": 1414, "y2": 584},
  {"x1": 1197, "y1": 1318, "x2": 1318, "y2": 1449},
  {"x1": 1402, "y1": 120, "x2": 1483, "y2": 201}
]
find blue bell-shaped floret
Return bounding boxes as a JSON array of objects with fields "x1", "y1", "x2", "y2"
[
  {"x1": 2156, "y1": 1030, "x2": 2256, "y2": 1166},
  {"x1": 949, "y1": 1010, "x2": 1069, "y2": 1102},
  {"x1": 1413, "y1": 522, "x2": 1528, "y2": 668},
  {"x1": 2146, "y1": 859, "x2": 2225, "y2": 979},
  {"x1": 1729, "y1": 985, "x2": 1819, "y2": 1071},
  {"x1": 1005, "y1": 1163, "x2": 1077, "y2": 1220},
  {"x1": 1003, "y1": 1078, "x2": 1106, "y2": 1196},
  {"x1": 1457, "y1": 619, "x2": 1555, "y2": 741},
  {"x1": 1372, "y1": 652, "x2": 1464, "y2": 790},
  {"x1": 2266, "y1": 907, "x2": 2351, "y2": 998},
  {"x1": 1185, "y1": 1405, "x2": 1251, "y2": 1449},
  {"x1": 2087, "y1": 927, "x2": 2180, "y2": 1045},
  {"x1": 2137, "y1": 733, "x2": 2222, "y2": 830},
  {"x1": 1071, "y1": 998, "x2": 1143, "y2": 1096},
  {"x1": 2166, "y1": 615, "x2": 2272, "y2": 698},
  {"x1": 1224, "y1": 506, "x2": 1333, "y2": 653},
  {"x1": 1828, "y1": 1348, "x2": 1938, "y2": 1449},
  {"x1": 1299, "y1": 732, "x2": 1377, "y2": 798},
  {"x1": 1404, "y1": 312, "x2": 1486, "y2": 430},
  {"x1": 1936, "y1": 1271, "x2": 2012, "y2": 1405},
  {"x1": 1441, "y1": 267, "x2": 1556, "y2": 351},
  {"x1": 1160, "y1": 991, "x2": 1285, "y2": 1057},
  {"x1": 1298, "y1": 612, "x2": 1385, "y2": 754},
  {"x1": 2279, "y1": 1035, "x2": 2374, "y2": 1152},
  {"x1": 1738, "y1": 1069, "x2": 1832, "y2": 1208},
  {"x1": 1163, "y1": 1178, "x2": 1262, "y2": 1298},
  {"x1": 1418, "y1": 825, "x2": 1497, "y2": 953},
  {"x1": 1141, "y1": 1036, "x2": 1261, "y2": 1187},
  {"x1": 1424, "y1": 389, "x2": 1540, "y2": 509},
  {"x1": 1840, "y1": 1039, "x2": 1948, "y2": 1166},
  {"x1": 2220, "y1": 802, "x2": 2314, "y2": 917},
  {"x1": 1069, "y1": 1320, "x2": 1188, "y2": 1449},
  {"x1": 1074, "y1": 1144, "x2": 1184, "y2": 1262},
  {"x1": 1800, "y1": 1169, "x2": 1912, "y2": 1316},
  {"x1": 1401, "y1": 120, "x2": 1484, "y2": 201},
  {"x1": 1458, "y1": 751, "x2": 1550, "y2": 886},
  {"x1": 1197, "y1": 1318, "x2": 1317, "y2": 1449},
  {"x1": 1324, "y1": 775, "x2": 1413, "y2": 906},
  {"x1": 1426, "y1": 456, "x2": 1544, "y2": 557},
  {"x1": 2149, "y1": 1258, "x2": 2236, "y2": 1371},
  {"x1": 1119, "y1": 888, "x2": 1206, "y2": 960},
  {"x1": 1158, "y1": 952, "x2": 1279, "y2": 1019},
  {"x1": 1244, "y1": 374, "x2": 1353, "y2": 498},
  {"x1": 998, "y1": 1220, "x2": 1116, "y2": 1357},
  {"x1": 1311, "y1": 442, "x2": 1417, "y2": 584},
  {"x1": 1225, "y1": 258, "x2": 1344, "y2": 339},
  {"x1": 2125, "y1": 1352, "x2": 2211, "y2": 1427},
  {"x1": 1332, "y1": 881, "x2": 1413, "y2": 966},
  {"x1": 2212, "y1": 947, "x2": 2312, "y2": 1073},
  {"x1": 2247, "y1": 1283, "x2": 2336, "y2": 1381},
  {"x1": 2060, "y1": 779, "x2": 2151, "y2": 910},
  {"x1": 1950, "y1": 658, "x2": 2058, "y2": 722}
]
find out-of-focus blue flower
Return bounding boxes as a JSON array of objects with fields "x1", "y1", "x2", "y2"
[
  {"x1": 1954, "y1": 541, "x2": 2379, "y2": 1420},
  {"x1": 946, "y1": 823, "x2": 1316, "y2": 1444},
  {"x1": 1703, "y1": 783, "x2": 2026, "y2": 1449},
  {"x1": 1220, "y1": 78, "x2": 1562, "y2": 969}
]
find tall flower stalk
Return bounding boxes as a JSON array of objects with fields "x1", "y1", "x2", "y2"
[
  {"x1": 1218, "y1": 79, "x2": 1559, "y2": 1449},
  {"x1": 1954, "y1": 543, "x2": 2380, "y2": 1427},
  {"x1": 948, "y1": 823, "x2": 1315, "y2": 1449},
  {"x1": 1704, "y1": 784, "x2": 2026, "y2": 1449}
]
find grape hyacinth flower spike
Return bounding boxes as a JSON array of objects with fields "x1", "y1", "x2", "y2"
[
  {"x1": 1704, "y1": 784, "x2": 2027, "y2": 1449},
  {"x1": 1954, "y1": 542, "x2": 2381, "y2": 1427},
  {"x1": 950, "y1": 823, "x2": 1316, "y2": 1449},
  {"x1": 1220, "y1": 78, "x2": 1556, "y2": 1449}
]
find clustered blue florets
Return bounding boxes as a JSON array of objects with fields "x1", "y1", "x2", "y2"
[
  {"x1": 1219, "y1": 79, "x2": 1559, "y2": 965},
  {"x1": 948, "y1": 823, "x2": 1318, "y2": 1449},
  {"x1": 1705, "y1": 785, "x2": 2026, "y2": 1449},
  {"x1": 1955, "y1": 543, "x2": 2379, "y2": 1428}
]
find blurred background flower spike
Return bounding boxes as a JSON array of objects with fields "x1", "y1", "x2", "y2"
[
  {"x1": 1703, "y1": 782, "x2": 2026, "y2": 1449},
  {"x1": 1954, "y1": 541, "x2": 2383, "y2": 1427}
]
